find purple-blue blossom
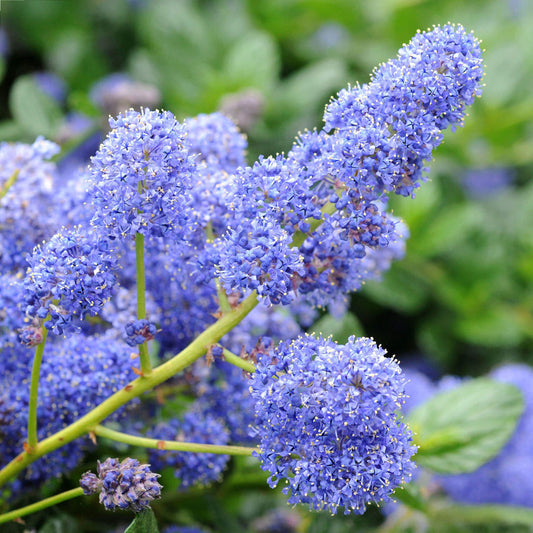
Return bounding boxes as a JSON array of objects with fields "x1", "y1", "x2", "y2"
[
  {"x1": 324, "y1": 24, "x2": 484, "y2": 198},
  {"x1": 0, "y1": 333, "x2": 137, "y2": 496},
  {"x1": 215, "y1": 24, "x2": 482, "y2": 308},
  {"x1": 80, "y1": 457, "x2": 162, "y2": 512},
  {"x1": 23, "y1": 226, "x2": 120, "y2": 335},
  {"x1": 0, "y1": 137, "x2": 61, "y2": 271},
  {"x1": 124, "y1": 319, "x2": 157, "y2": 347},
  {"x1": 88, "y1": 108, "x2": 197, "y2": 242},
  {"x1": 249, "y1": 334, "x2": 416, "y2": 514}
]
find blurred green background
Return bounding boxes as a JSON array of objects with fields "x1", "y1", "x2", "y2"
[{"x1": 1, "y1": 0, "x2": 533, "y2": 531}]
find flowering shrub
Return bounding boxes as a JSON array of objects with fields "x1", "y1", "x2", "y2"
[{"x1": 0, "y1": 19, "x2": 530, "y2": 533}]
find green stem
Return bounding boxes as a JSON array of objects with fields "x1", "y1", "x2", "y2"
[
  {"x1": 218, "y1": 345, "x2": 256, "y2": 373},
  {"x1": 27, "y1": 326, "x2": 49, "y2": 451},
  {"x1": 0, "y1": 487, "x2": 84, "y2": 525},
  {"x1": 0, "y1": 291, "x2": 258, "y2": 488},
  {"x1": 135, "y1": 231, "x2": 152, "y2": 376},
  {"x1": 94, "y1": 425, "x2": 258, "y2": 456},
  {"x1": 0, "y1": 169, "x2": 20, "y2": 201}
]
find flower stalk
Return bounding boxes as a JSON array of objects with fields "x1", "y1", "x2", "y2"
[
  {"x1": 94, "y1": 424, "x2": 258, "y2": 456},
  {"x1": 27, "y1": 325, "x2": 49, "y2": 451}
]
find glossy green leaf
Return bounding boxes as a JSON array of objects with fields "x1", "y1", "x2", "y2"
[
  {"x1": 125, "y1": 508, "x2": 159, "y2": 533},
  {"x1": 408, "y1": 378, "x2": 524, "y2": 474},
  {"x1": 9, "y1": 75, "x2": 63, "y2": 138}
]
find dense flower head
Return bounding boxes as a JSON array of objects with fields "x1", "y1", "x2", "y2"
[
  {"x1": 249, "y1": 334, "x2": 416, "y2": 514},
  {"x1": 80, "y1": 457, "x2": 162, "y2": 512},
  {"x1": 22, "y1": 226, "x2": 120, "y2": 335},
  {"x1": 88, "y1": 108, "x2": 197, "y2": 241},
  {"x1": 0, "y1": 333, "x2": 137, "y2": 495},
  {"x1": 217, "y1": 215, "x2": 304, "y2": 305},
  {"x1": 147, "y1": 409, "x2": 230, "y2": 488},
  {"x1": 0, "y1": 137, "x2": 61, "y2": 271},
  {"x1": 324, "y1": 24, "x2": 484, "y2": 198},
  {"x1": 184, "y1": 112, "x2": 247, "y2": 173}
]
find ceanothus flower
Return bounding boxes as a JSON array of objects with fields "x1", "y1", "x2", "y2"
[
  {"x1": 0, "y1": 333, "x2": 138, "y2": 497},
  {"x1": 184, "y1": 112, "x2": 247, "y2": 173},
  {"x1": 215, "y1": 25, "x2": 482, "y2": 309},
  {"x1": 124, "y1": 319, "x2": 157, "y2": 346},
  {"x1": 23, "y1": 226, "x2": 120, "y2": 335},
  {"x1": 0, "y1": 137, "x2": 61, "y2": 271},
  {"x1": 324, "y1": 24, "x2": 484, "y2": 199},
  {"x1": 88, "y1": 108, "x2": 197, "y2": 242},
  {"x1": 249, "y1": 334, "x2": 416, "y2": 514},
  {"x1": 80, "y1": 457, "x2": 162, "y2": 512}
]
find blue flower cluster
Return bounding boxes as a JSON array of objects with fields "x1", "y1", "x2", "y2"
[
  {"x1": 22, "y1": 226, "x2": 120, "y2": 335},
  {"x1": 147, "y1": 409, "x2": 230, "y2": 489},
  {"x1": 0, "y1": 23, "x2": 484, "y2": 519},
  {"x1": 249, "y1": 334, "x2": 416, "y2": 514},
  {"x1": 88, "y1": 108, "x2": 197, "y2": 242},
  {"x1": 0, "y1": 333, "x2": 137, "y2": 496},
  {"x1": 80, "y1": 457, "x2": 162, "y2": 512},
  {"x1": 215, "y1": 24, "x2": 483, "y2": 307},
  {"x1": 0, "y1": 137, "x2": 61, "y2": 271},
  {"x1": 324, "y1": 24, "x2": 483, "y2": 197}
]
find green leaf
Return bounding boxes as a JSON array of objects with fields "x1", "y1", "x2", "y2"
[
  {"x1": 0, "y1": 120, "x2": 28, "y2": 142},
  {"x1": 455, "y1": 305, "x2": 524, "y2": 348},
  {"x1": 9, "y1": 75, "x2": 63, "y2": 138},
  {"x1": 408, "y1": 378, "x2": 524, "y2": 474},
  {"x1": 223, "y1": 31, "x2": 279, "y2": 88},
  {"x1": 274, "y1": 58, "x2": 347, "y2": 118},
  {"x1": 411, "y1": 203, "x2": 483, "y2": 258},
  {"x1": 125, "y1": 508, "x2": 159, "y2": 533},
  {"x1": 0, "y1": 57, "x2": 5, "y2": 84},
  {"x1": 310, "y1": 312, "x2": 364, "y2": 343}
]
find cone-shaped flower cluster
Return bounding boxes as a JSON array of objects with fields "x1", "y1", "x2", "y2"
[{"x1": 216, "y1": 24, "x2": 483, "y2": 308}]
